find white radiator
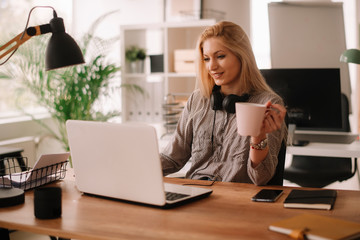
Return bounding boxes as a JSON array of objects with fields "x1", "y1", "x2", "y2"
[{"x1": 0, "y1": 136, "x2": 37, "y2": 167}]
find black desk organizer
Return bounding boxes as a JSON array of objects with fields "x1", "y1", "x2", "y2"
[{"x1": 0, "y1": 157, "x2": 68, "y2": 191}]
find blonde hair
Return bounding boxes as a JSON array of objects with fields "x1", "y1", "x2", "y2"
[{"x1": 196, "y1": 21, "x2": 273, "y2": 98}]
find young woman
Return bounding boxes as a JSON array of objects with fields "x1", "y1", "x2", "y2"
[{"x1": 160, "y1": 21, "x2": 287, "y2": 185}]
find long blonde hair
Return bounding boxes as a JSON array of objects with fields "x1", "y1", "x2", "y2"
[{"x1": 196, "y1": 21, "x2": 273, "y2": 98}]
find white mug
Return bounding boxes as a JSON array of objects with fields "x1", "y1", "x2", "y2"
[{"x1": 235, "y1": 102, "x2": 266, "y2": 136}]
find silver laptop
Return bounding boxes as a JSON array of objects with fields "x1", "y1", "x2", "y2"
[{"x1": 66, "y1": 120, "x2": 212, "y2": 208}]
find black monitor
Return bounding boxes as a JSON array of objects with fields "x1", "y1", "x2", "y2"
[{"x1": 260, "y1": 68, "x2": 343, "y2": 131}]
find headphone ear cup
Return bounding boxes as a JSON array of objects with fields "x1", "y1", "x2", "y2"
[
  {"x1": 223, "y1": 94, "x2": 251, "y2": 114},
  {"x1": 211, "y1": 90, "x2": 223, "y2": 110},
  {"x1": 222, "y1": 95, "x2": 239, "y2": 114}
]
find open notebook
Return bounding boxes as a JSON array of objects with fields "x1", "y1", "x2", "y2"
[{"x1": 66, "y1": 120, "x2": 212, "y2": 208}]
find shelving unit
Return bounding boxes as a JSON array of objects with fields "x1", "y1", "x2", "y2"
[{"x1": 120, "y1": 19, "x2": 216, "y2": 125}]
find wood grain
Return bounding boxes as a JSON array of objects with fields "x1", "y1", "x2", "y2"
[{"x1": 0, "y1": 172, "x2": 359, "y2": 240}]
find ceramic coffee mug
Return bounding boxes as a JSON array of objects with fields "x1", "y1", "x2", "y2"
[{"x1": 235, "y1": 102, "x2": 266, "y2": 136}]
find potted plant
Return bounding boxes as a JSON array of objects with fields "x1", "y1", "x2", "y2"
[{"x1": 125, "y1": 45, "x2": 146, "y2": 73}]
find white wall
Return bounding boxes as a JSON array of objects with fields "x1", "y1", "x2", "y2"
[
  {"x1": 202, "y1": 0, "x2": 251, "y2": 38},
  {"x1": 71, "y1": 0, "x2": 164, "y2": 70},
  {"x1": 71, "y1": 0, "x2": 251, "y2": 62},
  {"x1": 72, "y1": 0, "x2": 164, "y2": 38}
]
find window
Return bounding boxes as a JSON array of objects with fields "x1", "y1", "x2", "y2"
[
  {"x1": 251, "y1": 0, "x2": 278, "y2": 69},
  {"x1": 0, "y1": 0, "x2": 72, "y2": 120}
]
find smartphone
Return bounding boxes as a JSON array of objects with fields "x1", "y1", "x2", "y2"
[{"x1": 251, "y1": 189, "x2": 283, "y2": 202}]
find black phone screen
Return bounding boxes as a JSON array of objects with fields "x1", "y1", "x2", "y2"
[{"x1": 251, "y1": 189, "x2": 283, "y2": 202}]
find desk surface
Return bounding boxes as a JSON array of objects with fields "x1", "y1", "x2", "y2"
[
  {"x1": 0, "y1": 174, "x2": 359, "y2": 240},
  {"x1": 287, "y1": 140, "x2": 360, "y2": 158}
]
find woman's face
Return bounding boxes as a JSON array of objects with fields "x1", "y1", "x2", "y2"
[{"x1": 202, "y1": 37, "x2": 242, "y2": 93}]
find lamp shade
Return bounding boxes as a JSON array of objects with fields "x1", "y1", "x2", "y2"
[
  {"x1": 45, "y1": 17, "x2": 85, "y2": 71},
  {"x1": 340, "y1": 49, "x2": 360, "y2": 64}
]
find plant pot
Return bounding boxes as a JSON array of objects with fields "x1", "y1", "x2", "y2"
[{"x1": 129, "y1": 60, "x2": 144, "y2": 73}]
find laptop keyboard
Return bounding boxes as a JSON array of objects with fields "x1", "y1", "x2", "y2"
[{"x1": 165, "y1": 191, "x2": 190, "y2": 201}]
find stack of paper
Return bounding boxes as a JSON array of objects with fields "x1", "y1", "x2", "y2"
[{"x1": 0, "y1": 153, "x2": 69, "y2": 190}]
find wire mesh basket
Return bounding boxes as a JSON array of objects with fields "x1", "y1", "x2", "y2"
[
  {"x1": 0, "y1": 156, "x2": 68, "y2": 191},
  {"x1": 162, "y1": 93, "x2": 185, "y2": 138}
]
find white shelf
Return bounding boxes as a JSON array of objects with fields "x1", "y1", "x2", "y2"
[
  {"x1": 123, "y1": 72, "x2": 196, "y2": 78},
  {"x1": 120, "y1": 19, "x2": 216, "y2": 123},
  {"x1": 123, "y1": 73, "x2": 165, "y2": 78},
  {"x1": 120, "y1": 19, "x2": 216, "y2": 30},
  {"x1": 167, "y1": 72, "x2": 196, "y2": 78},
  {"x1": 287, "y1": 141, "x2": 360, "y2": 158}
]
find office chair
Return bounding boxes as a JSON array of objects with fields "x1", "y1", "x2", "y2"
[
  {"x1": 267, "y1": 112, "x2": 289, "y2": 186},
  {"x1": 284, "y1": 94, "x2": 357, "y2": 188},
  {"x1": 267, "y1": 140, "x2": 287, "y2": 186}
]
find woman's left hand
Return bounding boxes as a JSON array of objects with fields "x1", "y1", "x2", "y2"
[
  {"x1": 250, "y1": 101, "x2": 286, "y2": 168},
  {"x1": 261, "y1": 101, "x2": 287, "y2": 135}
]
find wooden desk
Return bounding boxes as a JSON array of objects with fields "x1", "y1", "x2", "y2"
[{"x1": 0, "y1": 175, "x2": 359, "y2": 240}]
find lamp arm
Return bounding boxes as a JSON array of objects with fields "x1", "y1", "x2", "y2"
[{"x1": 0, "y1": 24, "x2": 51, "y2": 61}]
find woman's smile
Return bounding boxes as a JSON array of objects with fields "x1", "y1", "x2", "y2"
[{"x1": 211, "y1": 72, "x2": 224, "y2": 79}]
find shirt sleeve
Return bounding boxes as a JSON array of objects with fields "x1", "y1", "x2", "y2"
[
  {"x1": 247, "y1": 127, "x2": 285, "y2": 185},
  {"x1": 160, "y1": 92, "x2": 196, "y2": 176},
  {"x1": 246, "y1": 93, "x2": 286, "y2": 186}
]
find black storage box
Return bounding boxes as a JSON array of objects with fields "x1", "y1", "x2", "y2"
[{"x1": 150, "y1": 54, "x2": 164, "y2": 73}]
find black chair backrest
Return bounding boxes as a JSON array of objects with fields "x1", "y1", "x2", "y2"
[
  {"x1": 341, "y1": 93, "x2": 350, "y2": 132},
  {"x1": 267, "y1": 111, "x2": 289, "y2": 186},
  {"x1": 267, "y1": 140, "x2": 286, "y2": 186}
]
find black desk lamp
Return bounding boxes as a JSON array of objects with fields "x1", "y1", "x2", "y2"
[
  {"x1": 0, "y1": 6, "x2": 84, "y2": 208},
  {"x1": 0, "y1": 6, "x2": 85, "y2": 70}
]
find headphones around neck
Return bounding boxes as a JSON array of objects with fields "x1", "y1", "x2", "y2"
[{"x1": 210, "y1": 85, "x2": 250, "y2": 113}]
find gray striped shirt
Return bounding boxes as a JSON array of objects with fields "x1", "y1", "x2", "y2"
[{"x1": 160, "y1": 89, "x2": 286, "y2": 185}]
